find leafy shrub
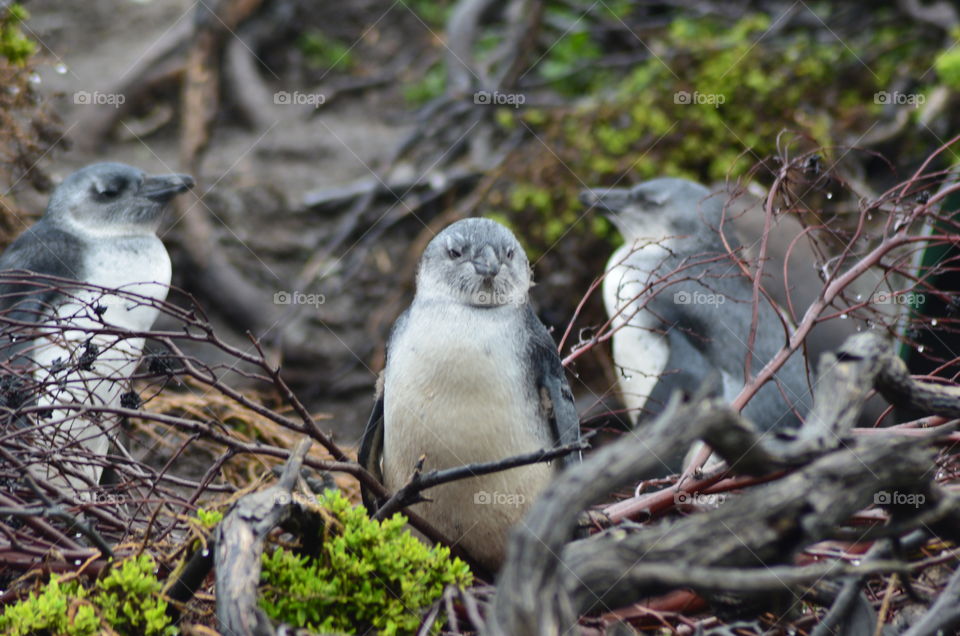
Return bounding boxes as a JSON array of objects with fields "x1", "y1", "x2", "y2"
[
  {"x1": 260, "y1": 489, "x2": 473, "y2": 634},
  {"x1": 0, "y1": 554, "x2": 176, "y2": 636}
]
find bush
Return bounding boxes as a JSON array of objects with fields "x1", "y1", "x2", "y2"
[
  {"x1": 260, "y1": 489, "x2": 473, "y2": 634},
  {"x1": 0, "y1": 554, "x2": 176, "y2": 636}
]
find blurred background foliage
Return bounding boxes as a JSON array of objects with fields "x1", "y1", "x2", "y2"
[{"x1": 466, "y1": 3, "x2": 954, "y2": 256}]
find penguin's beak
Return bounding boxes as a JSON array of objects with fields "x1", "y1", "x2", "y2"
[
  {"x1": 579, "y1": 188, "x2": 631, "y2": 214},
  {"x1": 472, "y1": 244, "x2": 501, "y2": 280},
  {"x1": 140, "y1": 173, "x2": 195, "y2": 203}
]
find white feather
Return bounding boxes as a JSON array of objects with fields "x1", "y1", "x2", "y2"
[
  {"x1": 383, "y1": 301, "x2": 552, "y2": 571},
  {"x1": 31, "y1": 223, "x2": 170, "y2": 492},
  {"x1": 603, "y1": 238, "x2": 672, "y2": 424}
]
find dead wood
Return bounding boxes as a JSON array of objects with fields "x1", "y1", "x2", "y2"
[
  {"x1": 70, "y1": 20, "x2": 191, "y2": 150},
  {"x1": 811, "y1": 530, "x2": 928, "y2": 636},
  {"x1": 223, "y1": 24, "x2": 278, "y2": 132},
  {"x1": 487, "y1": 332, "x2": 960, "y2": 635},
  {"x1": 902, "y1": 557, "x2": 960, "y2": 636},
  {"x1": 559, "y1": 439, "x2": 934, "y2": 613},
  {"x1": 214, "y1": 437, "x2": 313, "y2": 636},
  {"x1": 175, "y1": 0, "x2": 277, "y2": 336}
]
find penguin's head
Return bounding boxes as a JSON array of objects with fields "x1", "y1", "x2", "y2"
[
  {"x1": 580, "y1": 178, "x2": 726, "y2": 251},
  {"x1": 417, "y1": 217, "x2": 532, "y2": 308},
  {"x1": 46, "y1": 162, "x2": 194, "y2": 235}
]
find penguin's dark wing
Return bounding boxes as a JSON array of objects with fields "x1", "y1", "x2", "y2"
[
  {"x1": 646, "y1": 270, "x2": 808, "y2": 431},
  {"x1": 524, "y1": 305, "x2": 581, "y2": 468},
  {"x1": 645, "y1": 266, "x2": 761, "y2": 377},
  {"x1": 0, "y1": 223, "x2": 86, "y2": 366},
  {"x1": 358, "y1": 310, "x2": 409, "y2": 514},
  {"x1": 643, "y1": 324, "x2": 715, "y2": 414},
  {"x1": 636, "y1": 326, "x2": 731, "y2": 473},
  {"x1": 358, "y1": 391, "x2": 384, "y2": 514},
  {"x1": 0, "y1": 222, "x2": 85, "y2": 323}
]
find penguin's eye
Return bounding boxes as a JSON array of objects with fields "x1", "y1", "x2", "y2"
[
  {"x1": 447, "y1": 248, "x2": 462, "y2": 259},
  {"x1": 93, "y1": 179, "x2": 126, "y2": 200}
]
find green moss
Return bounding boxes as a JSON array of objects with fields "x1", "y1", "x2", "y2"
[
  {"x1": 259, "y1": 489, "x2": 472, "y2": 634},
  {"x1": 495, "y1": 9, "x2": 937, "y2": 252},
  {"x1": 0, "y1": 555, "x2": 176, "y2": 636},
  {"x1": 297, "y1": 29, "x2": 354, "y2": 71},
  {"x1": 0, "y1": 577, "x2": 94, "y2": 636},
  {"x1": 935, "y1": 30, "x2": 960, "y2": 89},
  {"x1": 401, "y1": 0, "x2": 454, "y2": 28},
  {"x1": 537, "y1": 27, "x2": 603, "y2": 95},
  {"x1": 404, "y1": 61, "x2": 447, "y2": 106},
  {"x1": 0, "y1": 4, "x2": 36, "y2": 66},
  {"x1": 196, "y1": 506, "x2": 224, "y2": 529},
  {"x1": 95, "y1": 556, "x2": 175, "y2": 635}
]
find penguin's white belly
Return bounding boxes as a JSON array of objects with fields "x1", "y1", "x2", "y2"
[
  {"x1": 382, "y1": 305, "x2": 553, "y2": 570},
  {"x1": 35, "y1": 236, "x2": 171, "y2": 376},
  {"x1": 31, "y1": 236, "x2": 170, "y2": 489},
  {"x1": 603, "y1": 244, "x2": 670, "y2": 423},
  {"x1": 76, "y1": 236, "x2": 171, "y2": 331}
]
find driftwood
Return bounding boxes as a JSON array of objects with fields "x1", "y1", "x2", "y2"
[
  {"x1": 811, "y1": 529, "x2": 927, "y2": 636},
  {"x1": 174, "y1": 0, "x2": 278, "y2": 336},
  {"x1": 292, "y1": 0, "x2": 545, "y2": 296},
  {"x1": 599, "y1": 330, "x2": 930, "y2": 522},
  {"x1": 70, "y1": 21, "x2": 191, "y2": 151},
  {"x1": 902, "y1": 559, "x2": 960, "y2": 636},
  {"x1": 214, "y1": 437, "x2": 313, "y2": 636},
  {"x1": 488, "y1": 332, "x2": 960, "y2": 635},
  {"x1": 301, "y1": 170, "x2": 480, "y2": 212}
]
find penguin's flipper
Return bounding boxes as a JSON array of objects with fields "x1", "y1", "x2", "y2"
[{"x1": 358, "y1": 391, "x2": 385, "y2": 515}]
